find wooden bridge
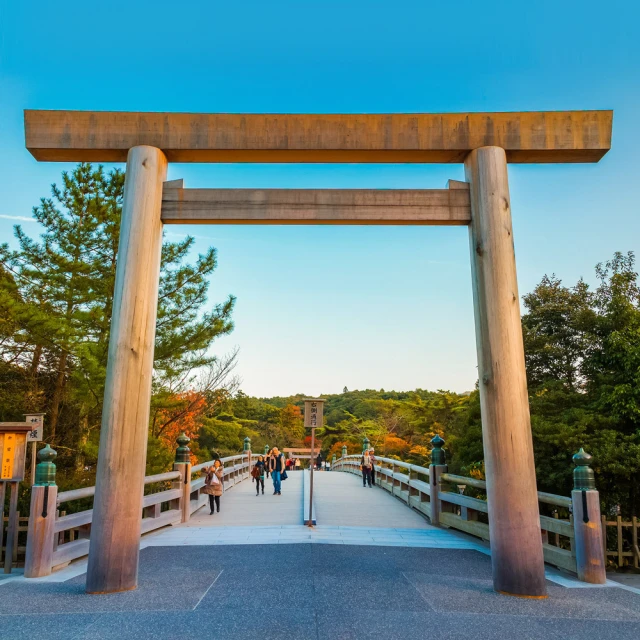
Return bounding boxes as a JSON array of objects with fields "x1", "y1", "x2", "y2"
[{"x1": 1, "y1": 440, "x2": 639, "y2": 640}]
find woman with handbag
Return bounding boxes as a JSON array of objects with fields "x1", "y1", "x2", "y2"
[
  {"x1": 202, "y1": 459, "x2": 224, "y2": 514},
  {"x1": 252, "y1": 455, "x2": 266, "y2": 496}
]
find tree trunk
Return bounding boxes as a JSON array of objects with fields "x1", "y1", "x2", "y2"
[{"x1": 48, "y1": 351, "x2": 68, "y2": 442}]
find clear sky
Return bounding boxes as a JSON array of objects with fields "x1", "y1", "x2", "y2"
[{"x1": 0, "y1": 0, "x2": 638, "y2": 397}]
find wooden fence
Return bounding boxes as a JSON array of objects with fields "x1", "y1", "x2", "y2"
[{"x1": 602, "y1": 515, "x2": 640, "y2": 570}]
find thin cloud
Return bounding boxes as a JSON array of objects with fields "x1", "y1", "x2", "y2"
[{"x1": 0, "y1": 214, "x2": 36, "y2": 222}]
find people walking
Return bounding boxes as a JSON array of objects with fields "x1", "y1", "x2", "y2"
[
  {"x1": 202, "y1": 459, "x2": 224, "y2": 513},
  {"x1": 295, "y1": 458, "x2": 301, "y2": 471},
  {"x1": 316, "y1": 453, "x2": 323, "y2": 470},
  {"x1": 369, "y1": 448, "x2": 376, "y2": 486},
  {"x1": 269, "y1": 447, "x2": 286, "y2": 495},
  {"x1": 361, "y1": 450, "x2": 372, "y2": 487},
  {"x1": 252, "y1": 455, "x2": 265, "y2": 495}
]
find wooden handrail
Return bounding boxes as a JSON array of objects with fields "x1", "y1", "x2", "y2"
[{"x1": 192, "y1": 453, "x2": 248, "y2": 474}]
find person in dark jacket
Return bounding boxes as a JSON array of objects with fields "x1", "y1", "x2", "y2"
[
  {"x1": 269, "y1": 447, "x2": 286, "y2": 495},
  {"x1": 252, "y1": 456, "x2": 266, "y2": 495}
]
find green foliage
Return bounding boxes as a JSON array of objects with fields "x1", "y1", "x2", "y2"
[{"x1": 0, "y1": 163, "x2": 235, "y2": 478}]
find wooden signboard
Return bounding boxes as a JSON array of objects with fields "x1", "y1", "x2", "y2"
[
  {"x1": 304, "y1": 400, "x2": 323, "y2": 428},
  {"x1": 0, "y1": 424, "x2": 31, "y2": 482},
  {"x1": 25, "y1": 413, "x2": 44, "y2": 443}
]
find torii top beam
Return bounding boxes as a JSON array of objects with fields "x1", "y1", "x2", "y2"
[{"x1": 24, "y1": 110, "x2": 612, "y2": 164}]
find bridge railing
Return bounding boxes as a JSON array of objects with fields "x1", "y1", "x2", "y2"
[
  {"x1": 24, "y1": 437, "x2": 253, "y2": 578},
  {"x1": 333, "y1": 441, "x2": 606, "y2": 584}
]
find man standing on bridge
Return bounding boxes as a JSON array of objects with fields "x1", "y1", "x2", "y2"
[{"x1": 269, "y1": 447, "x2": 286, "y2": 495}]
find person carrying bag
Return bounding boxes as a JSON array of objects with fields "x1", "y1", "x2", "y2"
[{"x1": 202, "y1": 459, "x2": 224, "y2": 514}]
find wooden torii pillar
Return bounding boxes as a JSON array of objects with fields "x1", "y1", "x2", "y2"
[{"x1": 24, "y1": 109, "x2": 612, "y2": 596}]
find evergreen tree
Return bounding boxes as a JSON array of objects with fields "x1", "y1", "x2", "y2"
[{"x1": 0, "y1": 163, "x2": 235, "y2": 473}]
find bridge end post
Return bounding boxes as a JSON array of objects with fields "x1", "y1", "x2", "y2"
[
  {"x1": 24, "y1": 445, "x2": 58, "y2": 578},
  {"x1": 173, "y1": 433, "x2": 192, "y2": 524},
  {"x1": 429, "y1": 436, "x2": 447, "y2": 525},
  {"x1": 571, "y1": 449, "x2": 607, "y2": 584}
]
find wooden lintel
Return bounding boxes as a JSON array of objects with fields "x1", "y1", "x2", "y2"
[
  {"x1": 25, "y1": 110, "x2": 612, "y2": 163},
  {"x1": 160, "y1": 182, "x2": 471, "y2": 226}
]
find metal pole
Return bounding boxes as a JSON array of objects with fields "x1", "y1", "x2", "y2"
[
  {"x1": 31, "y1": 442, "x2": 37, "y2": 486},
  {"x1": 4, "y1": 482, "x2": 19, "y2": 573},
  {"x1": 308, "y1": 426, "x2": 315, "y2": 527},
  {"x1": 0, "y1": 482, "x2": 6, "y2": 566}
]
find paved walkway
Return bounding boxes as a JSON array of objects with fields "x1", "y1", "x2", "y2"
[
  {"x1": 2, "y1": 545, "x2": 639, "y2": 639},
  {"x1": 186, "y1": 468, "x2": 303, "y2": 527},
  {"x1": 313, "y1": 469, "x2": 432, "y2": 527}
]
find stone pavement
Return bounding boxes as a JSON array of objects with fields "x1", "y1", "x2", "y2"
[{"x1": 1, "y1": 544, "x2": 640, "y2": 640}]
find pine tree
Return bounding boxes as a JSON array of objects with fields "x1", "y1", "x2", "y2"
[{"x1": 0, "y1": 163, "x2": 235, "y2": 473}]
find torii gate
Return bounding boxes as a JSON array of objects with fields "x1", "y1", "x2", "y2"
[{"x1": 25, "y1": 109, "x2": 612, "y2": 597}]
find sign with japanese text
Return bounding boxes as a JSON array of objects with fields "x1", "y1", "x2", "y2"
[
  {"x1": 25, "y1": 414, "x2": 44, "y2": 442},
  {"x1": 304, "y1": 399, "x2": 324, "y2": 429},
  {"x1": 0, "y1": 425, "x2": 30, "y2": 482},
  {"x1": 1, "y1": 433, "x2": 16, "y2": 479}
]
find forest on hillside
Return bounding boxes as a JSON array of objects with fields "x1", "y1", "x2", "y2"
[{"x1": 1, "y1": 164, "x2": 639, "y2": 517}]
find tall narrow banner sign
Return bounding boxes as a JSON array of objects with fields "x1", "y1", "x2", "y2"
[{"x1": 1, "y1": 433, "x2": 16, "y2": 479}]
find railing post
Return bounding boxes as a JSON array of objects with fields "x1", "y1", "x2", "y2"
[
  {"x1": 25, "y1": 445, "x2": 58, "y2": 578},
  {"x1": 571, "y1": 448, "x2": 606, "y2": 584},
  {"x1": 331, "y1": 454, "x2": 336, "y2": 470},
  {"x1": 244, "y1": 438, "x2": 252, "y2": 480},
  {"x1": 429, "y1": 435, "x2": 447, "y2": 525},
  {"x1": 362, "y1": 437, "x2": 369, "y2": 453},
  {"x1": 173, "y1": 433, "x2": 192, "y2": 524}
]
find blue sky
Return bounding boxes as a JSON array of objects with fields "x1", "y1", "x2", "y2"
[{"x1": 0, "y1": 0, "x2": 638, "y2": 397}]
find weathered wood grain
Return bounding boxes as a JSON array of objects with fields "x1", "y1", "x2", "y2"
[
  {"x1": 161, "y1": 183, "x2": 471, "y2": 225},
  {"x1": 572, "y1": 489, "x2": 606, "y2": 583},
  {"x1": 85, "y1": 146, "x2": 167, "y2": 594},
  {"x1": 24, "y1": 485, "x2": 58, "y2": 577},
  {"x1": 25, "y1": 110, "x2": 612, "y2": 163},
  {"x1": 465, "y1": 146, "x2": 547, "y2": 598}
]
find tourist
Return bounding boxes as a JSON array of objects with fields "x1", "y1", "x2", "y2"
[
  {"x1": 286, "y1": 457, "x2": 293, "y2": 472},
  {"x1": 369, "y1": 447, "x2": 376, "y2": 486},
  {"x1": 252, "y1": 455, "x2": 265, "y2": 495},
  {"x1": 269, "y1": 446, "x2": 286, "y2": 495},
  {"x1": 295, "y1": 458, "x2": 301, "y2": 471},
  {"x1": 202, "y1": 459, "x2": 224, "y2": 513},
  {"x1": 264, "y1": 450, "x2": 272, "y2": 478},
  {"x1": 361, "y1": 449, "x2": 372, "y2": 487},
  {"x1": 316, "y1": 453, "x2": 323, "y2": 470}
]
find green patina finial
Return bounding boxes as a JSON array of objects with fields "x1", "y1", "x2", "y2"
[
  {"x1": 362, "y1": 437, "x2": 370, "y2": 453},
  {"x1": 34, "y1": 444, "x2": 57, "y2": 486},
  {"x1": 573, "y1": 447, "x2": 596, "y2": 490},
  {"x1": 342, "y1": 445, "x2": 348, "y2": 458},
  {"x1": 332, "y1": 454, "x2": 336, "y2": 463},
  {"x1": 431, "y1": 435, "x2": 446, "y2": 466},
  {"x1": 244, "y1": 436, "x2": 251, "y2": 451},
  {"x1": 175, "y1": 433, "x2": 191, "y2": 464},
  {"x1": 264, "y1": 444, "x2": 270, "y2": 454}
]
